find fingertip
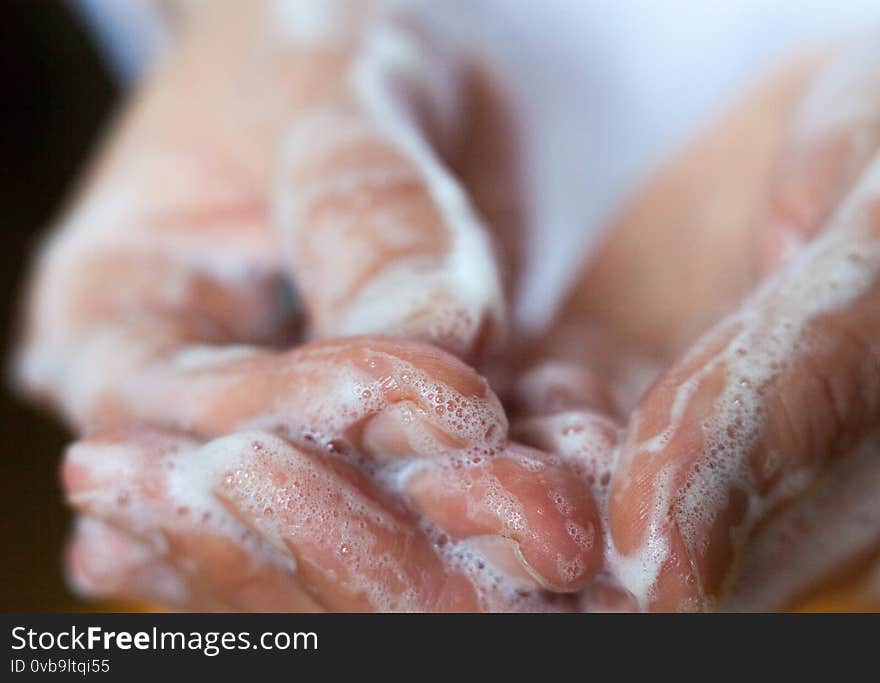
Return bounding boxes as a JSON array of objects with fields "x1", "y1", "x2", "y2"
[
  {"x1": 509, "y1": 360, "x2": 617, "y2": 419},
  {"x1": 65, "y1": 516, "x2": 190, "y2": 607},
  {"x1": 405, "y1": 446, "x2": 603, "y2": 592}
]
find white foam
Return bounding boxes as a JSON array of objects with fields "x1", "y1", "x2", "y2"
[
  {"x1": 170, "y1": 345, "x2": 259, "y2": 371},
  {"x1": 605, "y1": 463, "x2": 678, "y2": 610}
]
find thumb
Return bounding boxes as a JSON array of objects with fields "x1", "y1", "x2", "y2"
[{"x1": 274, "y1": 2, "x2": 509, "y2": 363}]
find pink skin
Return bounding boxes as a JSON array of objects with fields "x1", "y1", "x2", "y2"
[
  {"x1": 62, "y1": 424, "x2": 600, "y2": 611},
  {"x1": 610, "y1": 173, "x2": 880, "y2": 611},
  {"x1": 507, "y1": 360, "x2": 617, "y2": 420},
  {"x1": 67, "y1": 516, "x2": 237, "y2": 612},
  {"x1": 512, "y1": 409, "x2": 637, "y2": 611},
  {"x1": 63, "y1": 429, "x2": 479, "y2": 612},
  {"x1": 60, "y1": 338, "x2": 606, "y2": 609},
  {"x1": 513, "y1": 410, "x2": 621, "y2": 509}
]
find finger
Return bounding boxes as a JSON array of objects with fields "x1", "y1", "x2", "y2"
[
  {"x1": 64, "y1": 428, "x2": 504, "y2": 611},
  {"x1": 153, "y1": 336, "x2": 605, "y2": 591},
  {"x1": 83, "y1": 335, "x2": 603, "y2": 595},
  {"x1": 512, "y1": 410, "x2": 621, "y2": 506},
  {"x1": 64, "y1": 428, "x2": 514, "y2": 612},
  {"x1": 66, "y1": 428, "x2": 581, "y2": 612},
  {"x1": 111, "y1": 337, "x2": 508, "y2": 452},
  {"x1": 609, "y1": 155, "x2": 880, "y2": 611},
  {"x1": 510, "y1": 411, "x2": 643, "y2": 610},
  {"x1": 64, "y1": 429, "x2": 328, "y2": 612},
  {"x1": 212, "y1": 431, "x2": 484, "y2": 611},
  {"x1": 66, "y1": 516, "x2": 230, "y2": 611},
  {"x1": 761, "y1": 39, "x2": 880, "y2": 273},
  {"x1": 506, "y1": 359, "x2": 617, "y2": 420},
  {"x1": 404, "y1": 443, "x2": 604, "y2": 591},
  {"x1": 275, "y1": 5, "x2": 506, "y2": 361}
]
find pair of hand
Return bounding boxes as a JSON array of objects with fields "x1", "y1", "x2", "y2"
[{"x1": 18, "y1": 0, "x2": 880, "y2": 611}]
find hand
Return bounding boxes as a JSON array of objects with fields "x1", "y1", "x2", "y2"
[
  {"x1": 18, "y1": 0, "x2": 604, "y2": 611},
  {"x1": 547, "y1": 41, "x2": 880, "y2": 611}
]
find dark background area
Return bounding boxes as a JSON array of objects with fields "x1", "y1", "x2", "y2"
[{"x1": 0, "y1": 1, "x2": 120, "y2": 611}]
